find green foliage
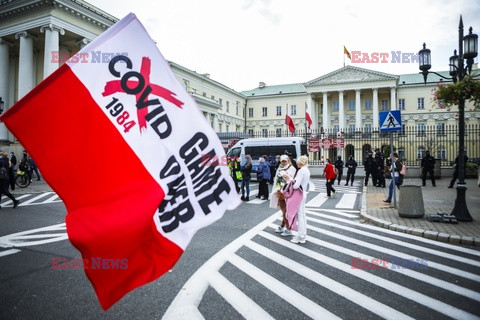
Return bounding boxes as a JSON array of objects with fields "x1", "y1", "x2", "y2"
[{"x1": 432, "y1": 76, "x2": 480, "y2": 110}]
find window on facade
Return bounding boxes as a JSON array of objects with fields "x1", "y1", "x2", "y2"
[
  {"x1": 183, "y1": 79, "x2": 189, "y2": 91},
  {"x1": 417, "y1": 97, "x2": 425, "y2": 109},
  {"x1": 276, "y1": 106, "x2": 282, "y2": 116},
  {"x1": 417, "y1": 123, "x2": 426, "y2": 136},
  {"x1": 226, "y1": 101, "x2": 229, "y2": 112},
  {"x1": 417, "y1": 146, "x2": 426, "y2": 159},
  {"x1": 349, "y1": 124, "x2": 355, "y2": 133},
  {"x1": 320, "y1": 103, "x2": 323, "y2": 114},
  {"x1": 248, "y1": 108, "x2": 253, "y2": 118},
  {"x1": 398, "y1": 98, "x2": 405, "y2": 110},
  {"x1": 211, "y1": 95, "x2": 215, "y2": 101},
  {"x1": 262, "y1": 129, "x2": 268, "y2": 137},
  {"x1": 262, "y1": 107, "x2": 268, "y2": 117},
  {"x1": 276, "y1": 128, "x2": 282, "y2": 137},
  {"x1": 236, "y1": 104, "x2": 239, "y2": 116},
  {"x1": 381, "y1": 100, "x2": 388, "y2": 111},
  {"x1": 333, "y1": 125, "x2": 339, "y2": 134},
  {"x1": 333, "y1": 101, "x2": 339, "y2": 112},
  {"x1": 349, "y1": 100, "x2": 355, "y2": 111},
  {"x1": 248, "y1": 129, "x2": 254, "y2": 136},
  {"x1": 437, "y1": 146, "x2": 447, "y2": 160},
  {"x1": 436, "y1": 122, "x2": 445, "y2": 135},
  {"x1": 291, "y1": 105, "x2": 297, "y2": 116},
  {"x1": 400, "y1": 124, "x2": 406, "y2": 136},
  {"x1": 226, "y1": 124, "x2": 229, "y2": 132},
  {"x1": 219, "y1": 98, "x2": 223, "y2": 107},
  {"x1": 365, "y1": 124, "x2": 372, "y2": 132},
  {"x1": 203, "y1": 92, "x2": 207, "y2": 97},
  {"x1": 365, "y1": 99, "x2": 372, "y2": 110}
]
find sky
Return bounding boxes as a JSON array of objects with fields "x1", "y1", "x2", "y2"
[{"x1": 87, "y1": 0, "x2": 480, "y2": 92}]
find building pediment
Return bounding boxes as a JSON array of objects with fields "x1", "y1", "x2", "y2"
[{"x1": 305, "y1": 65, "x2": 398, "y2": 87}]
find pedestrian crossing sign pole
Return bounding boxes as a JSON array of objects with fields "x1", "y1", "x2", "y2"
[{"x1": 379, "y1": 110, "x2": 402, "y2": 207}]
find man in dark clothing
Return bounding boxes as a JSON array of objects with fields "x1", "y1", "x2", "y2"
[
  {"x1": 10, "y1": 152, "x2": 17, "y2": 169},
  {"x1": 0, "y1": 152, "x2": 20, "y2": 208},
  {"x1": 345, "y1": 156, "x2": 358, "y2": 186},
  {"x1": 364, "y1": 153, "x2": 376, "y2": 186},
  {"x1": 374, "y1": 149, "x2": 385, "y2": 188},
  {"x1": 421, "y1": 151, "x2": 436, "y2": 186},
  {"x1": 448, "y1": 154, "x2": 468, "y2": 188},
  {"x1": 334, "y1": 156, "x2": 344, "y2": 185}
]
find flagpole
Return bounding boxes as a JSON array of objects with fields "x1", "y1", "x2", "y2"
[
  {"x1": 285, "y1": 104, "x2": 288, "y2": 137},
  {"x1": 343, "y1": 47, "x2": 345, "y2": 67}
]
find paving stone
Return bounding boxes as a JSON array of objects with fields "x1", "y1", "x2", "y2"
[
  {"x1": 395, "y1": 225, "x2": 410, "y2": 233},
  {"x1": 461, "y1": 236, "x2": 475, "y2": 246},
  {"x1": 449, "y1": 235, "x2": 462, "y2": 244},
  {"x1": 437, "y1": 233, "x2": 450, "y2": 243},
  {"x1": 423, "y1": 230, "x2": 438, "y2": 240},
  {"x1": 411, "y1": 228, "x2": 425, "y2": 236}
]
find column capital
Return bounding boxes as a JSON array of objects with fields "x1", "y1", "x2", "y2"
[
  {"x1": 76, "y1": 38, "x2": 91, "y2": 48},
  {"x1": 372, "y1": 87, "x2": 379, "y2": 92},
  {"x1": 15, "y1": 31, "x2": 36, "y2": 40},
  {"x1": 355, "y1": 89, "x2": 361, "y2": 93},
  {"x1": 40, "y1": 24, "x2": 65, "y2": 35}
]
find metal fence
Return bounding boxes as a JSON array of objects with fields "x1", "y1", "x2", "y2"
[{"x1": 218, "y1": 124, "x2": 480, "y2": 166}]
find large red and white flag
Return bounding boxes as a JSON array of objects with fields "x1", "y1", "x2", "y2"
[
  {"x1": 285, "y1": 105, "x2": 296, "y2": 133},
  {"x1": 305, "y1": 101, "x2": 312, "y2": 130},
  {"x1": 0, "y1": 13, "x2": 240, "y2": 310}
]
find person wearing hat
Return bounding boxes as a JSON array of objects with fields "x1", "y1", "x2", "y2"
[
  {"x1": 421, "y1": 150, "x2": 436, "y2": 187},
  {"x1": 334, "y1": 155, "x2": 344, "y2": 185},
  {"x1": 0, "y1": 151, "x2": 20, "y2": 209},
  {"x1": 270, "y1": 154, "x2": 297, "y2": 236}
]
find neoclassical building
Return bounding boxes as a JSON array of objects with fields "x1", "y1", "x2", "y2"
[{"x1": 1, "y1": 0, "x2": 478, "y2": 164}]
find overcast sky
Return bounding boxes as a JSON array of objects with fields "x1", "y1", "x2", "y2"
[{"x1": 87, "y1": 0, "x2": 480, "y2": 92}]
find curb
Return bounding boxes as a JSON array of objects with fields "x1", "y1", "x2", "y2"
[{"x1": 360, "y1": 185, "x2": 480, "y2": 247}]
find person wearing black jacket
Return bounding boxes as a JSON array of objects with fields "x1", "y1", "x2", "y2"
[
  {"x1": 344, "y1": 156, "x2": 358, "y2": 186},
  {"x1": 448, "y1": 154, "x2": 468, "y2": 188},
  {"x1": 241, "y1": 155, "x2": 253, "y2": 201},
  {"x1": 421, "y1": 151, "x2": 436, "y2": 187},
  {"x1": 0, "y1": 152, "x2": 20, "y2": 209},
  {"x1": 364, "y1": 152, "x2": 376, "y2": 186},
  {"x1": 334, "y1": 156, "x2": 344, "y2": 185},
  {"x1": 374, "y1": 149, "x2": 386, "y2": 188}
]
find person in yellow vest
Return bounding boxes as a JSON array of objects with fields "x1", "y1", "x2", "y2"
[{"x1": 228, "y1": 156, "x2": 242, "y2": 193}]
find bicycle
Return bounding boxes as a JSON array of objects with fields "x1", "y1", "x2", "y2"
[{"x1": 15, "y1": 169, "x2": 31, "y2": 188}]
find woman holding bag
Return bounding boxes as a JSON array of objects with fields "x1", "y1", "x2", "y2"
[
  {"x1": 270, "y1": 155, "x2": 297, "y2": 236},
  {"x1": 283, "y1": 155, "x2": 310, "y2": 244}
]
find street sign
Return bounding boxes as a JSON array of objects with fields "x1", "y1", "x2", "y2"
[
  {"x1": 334, "y1": 138, "x2": 344, "y2": 149},
  {"x1": 321, "y1": 138, "x2": 331, "y2": 149},
  {"x1": 379, "y1": 110, "x2": 402, "y2": 132}
]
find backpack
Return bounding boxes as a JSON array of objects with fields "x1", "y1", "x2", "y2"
[{"x1": 400, "y1": 163, "x2": 407, "y2": 176}]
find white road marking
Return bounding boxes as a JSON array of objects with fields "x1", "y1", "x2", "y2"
[
  {"x1": 335, "y1": 193, "x2": 357, "y2": 209},
  {"x1": 0, "y1": 249, "x2": 21, "y2": 257},
  {"x1": 19, "y1": 192, "x2": 55, "y2": 206},
  {"x1": 0, "y1": 223, "x2": 67, "y2": 247}
]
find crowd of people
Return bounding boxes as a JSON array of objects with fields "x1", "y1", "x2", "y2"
[{"x1": 0, "y1": 150, "x2": 41, "y2": 209}]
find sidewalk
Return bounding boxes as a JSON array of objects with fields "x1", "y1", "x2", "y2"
[
  {"x1": 10, "y1": 178, "x2": 53, "y2": 195},
  {"x1": 361, "y1": 177, "x2": 480, "y2": 246}
]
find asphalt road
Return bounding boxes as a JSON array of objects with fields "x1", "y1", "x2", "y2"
[{"x1": 1, "y1": 180, "x2": 479, "y2": 319}]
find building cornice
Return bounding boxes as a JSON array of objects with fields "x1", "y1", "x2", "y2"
[{"x1": 0, "y1": 0, "x2": 118, "y2": 34}]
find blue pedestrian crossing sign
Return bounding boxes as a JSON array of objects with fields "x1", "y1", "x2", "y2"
[{"x1": 379, "y1": 110, "x2": 402, "y2": 132}]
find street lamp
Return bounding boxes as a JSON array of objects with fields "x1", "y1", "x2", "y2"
[{"x1": 418, "y1": 15, "x2": 478, "y2": 222}]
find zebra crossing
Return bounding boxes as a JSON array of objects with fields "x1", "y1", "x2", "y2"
[
  {"x1": 244, "y1": 178, "x2": 361, "y2": 210},
  {"x1": 1, "y1": 191, "x2": 62, "y2": 208},
  {"x1": 163, "y1": 194, "x2": 480, "y2": 319}
]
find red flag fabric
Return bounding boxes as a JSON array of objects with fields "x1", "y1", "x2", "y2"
[
  {"x1": 285, "y1": 114, "x2": 296, "y2": 133},
  {"x1": 0, "y1": 13, "x2": 240, "y2": 310},
  {"x1": 305, "y1": 102, "x2": 312, "y2": 130}
]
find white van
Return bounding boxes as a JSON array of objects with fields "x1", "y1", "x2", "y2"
[{"x1": 226, "y1": 137, "x2": 307, "y2": 174}]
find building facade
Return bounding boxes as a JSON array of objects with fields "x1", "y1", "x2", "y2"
[{"x1": 1, "y1": 1, "x2": 478, "y2": 164}]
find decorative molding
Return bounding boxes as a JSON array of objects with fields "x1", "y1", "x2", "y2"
[{"x1": 305, "y1": 65, "x2": 398, "y2": 87}]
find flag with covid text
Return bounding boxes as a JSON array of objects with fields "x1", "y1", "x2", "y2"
[{"x1": 0, "y1": 13, "x2": 241, "y2": 310}]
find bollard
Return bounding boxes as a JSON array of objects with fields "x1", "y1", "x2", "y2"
[{"x1": 398, "y1": 185, "x2": 425, "y2": 218}]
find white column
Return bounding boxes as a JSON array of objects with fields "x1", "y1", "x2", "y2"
[
  {"x1": 41, "y1": 24, "x2": 65, "y2": 78},
  {"x1": 373, "y1": 88, "x2": 379, "y2": 130},
  {"x1": 59, "y1": 45, "x2": 70, "y2": 67},
  {"x1": 338, "y1": 91, "x2": 345, "y2": 132},
  {"x1": 0, "y1": 38, "x2": 11, "y2": 141},
  {"x1": 15, "y1": 32, "x2": 35, "y2": 100},
  {"x1": 213, "y1": 114, "x2": 219, "y2": 132},
  {"x1": 355, "y1": 89, "x2": 362, "y2": 131},
  {"x1": 390, "y1": 87, "x2": 397, "y2": 111},
  {"x1": 322, "y1": 92, "x2": 329, "y2": 132}
]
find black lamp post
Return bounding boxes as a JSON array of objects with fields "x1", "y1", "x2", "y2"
[{"x1": 418, "y1": 16, "x2": 478, "y2": 222}]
